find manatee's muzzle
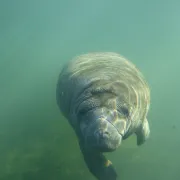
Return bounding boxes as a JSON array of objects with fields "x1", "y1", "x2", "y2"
[{"x1": 80, "y1": 108, "x2": 125, "y2": 152}]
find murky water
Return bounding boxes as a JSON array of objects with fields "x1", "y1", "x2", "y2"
[{"x1": 0, "y1": 0, "x2": 180, "y2": 179}]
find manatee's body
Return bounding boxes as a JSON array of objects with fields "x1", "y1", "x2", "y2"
[{"x1": 56, "y1": 52, "x2": 150, "y2": 180}]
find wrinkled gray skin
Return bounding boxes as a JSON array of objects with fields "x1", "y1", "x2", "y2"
[{"x1": 56, "y1": 52, "x2": 150, "y2": 180}]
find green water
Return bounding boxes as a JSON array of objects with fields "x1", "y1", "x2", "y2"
[{"x1": 0, "y1": 0, "x2": 180, "y2": 179}]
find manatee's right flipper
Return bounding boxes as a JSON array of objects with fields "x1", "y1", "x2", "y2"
[
  {"x1": 135, "y1": 118, "x2": 150, "y2": 146},
  {"x1": 79, "y1": 142, "x2": 117, "y2": 180}
]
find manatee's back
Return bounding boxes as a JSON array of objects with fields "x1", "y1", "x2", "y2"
[{"x1": 56, "y1": 52, "x2": 150, "y2": 128}]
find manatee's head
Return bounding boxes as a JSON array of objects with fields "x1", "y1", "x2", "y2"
[{"x1": 78, "y1": 107, "x2": 127, "y2": 152}]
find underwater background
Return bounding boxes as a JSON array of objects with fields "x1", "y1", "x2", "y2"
[{"x1": 0, "y1": 0, "x2": 180, "y2": 179}]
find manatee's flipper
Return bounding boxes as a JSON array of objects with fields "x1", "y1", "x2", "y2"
[
  {"x1": 79, "y1": 142, "x2": 117, "y2": 180},
  {"x1": 135, "y1": 118, "x2": 150, "y2": 146}
]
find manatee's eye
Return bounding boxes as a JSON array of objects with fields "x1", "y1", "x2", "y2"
[
  {"x1": 78, "y1": 106, "x2": 92, "y2": 125},
  {"x1": 77, "y1": 98, "x2": 100, "y2": 117},
  {"x1": 121, "y1": 106, "x2": 129, "y2": 117},
  {"x1": 77, "y1": 108, "x2": 88, "y2": 125},
  {"x1": 117, "y1": 101, "x2": 129, "y2": 117},
  {"x1": 77, "y1": 102, "x2": 90, "y2": 117},
  {"x1": 78, "y1": 108, "x2": 87, "y2": 116},
  {"x1": 78, "y1": 109, "x2": 91, "y2": 127}
]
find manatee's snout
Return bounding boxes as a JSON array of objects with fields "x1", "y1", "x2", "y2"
[
  {"x1": 92, "y1": 122, "x2": 122, "y2": 152},
  {"x1": 94, "y1": 129, "x2": 110, "y2": 139},
  {"x1": 80, "y1": 108, "x2": 123, "y2": 152}
]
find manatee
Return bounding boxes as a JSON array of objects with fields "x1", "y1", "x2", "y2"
[{"x1": 56, "y1": 52, "x2": 150, "y2": 180}]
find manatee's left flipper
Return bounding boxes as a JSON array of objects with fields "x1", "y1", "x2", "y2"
[
  {"x1": 79, "y1": 142, "x2": 117, "y2": 180},
  {"x1": 135, "y1": 118, "x2": 150, "y2": 146}
]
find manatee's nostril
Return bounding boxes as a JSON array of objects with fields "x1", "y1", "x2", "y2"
[
  {"x1": 104, "y1": 131, "x2": 109, "y2": 135},
  {"x1": 95, "y1": 129, "x2": 109, "y2": 138}
]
